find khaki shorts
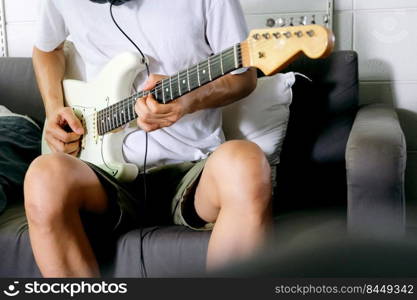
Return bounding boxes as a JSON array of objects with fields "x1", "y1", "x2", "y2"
[{"x1": 84, "y1": 159, "x2": 214, "y2": 235}]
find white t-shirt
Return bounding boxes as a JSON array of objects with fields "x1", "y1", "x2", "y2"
[{"x1": 35, "y1": 0, "x2": 248, "y2": 169}]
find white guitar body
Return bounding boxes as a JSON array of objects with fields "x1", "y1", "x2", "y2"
[{"x1": 41, "y1": 52, "x2": 145, "y2": 182}]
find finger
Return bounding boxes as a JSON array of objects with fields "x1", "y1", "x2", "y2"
[
  {"x1": 68, "y1": 149, "x2": 80, "y2": 157},
  {"x1": 47, "y1": 122, "x2": 82, "y2": 144},
  {"x1": 143, "y1": 74, "x2": 168, "y2": 91},
  {"x1": 62, "y1": 141, "x2": 81, "y2": 154},
  {"x1": 47, "y1": 135, "x2": 80, "y2": 154},
  {"x1": 136, "y1": 118, "x2": 160, "y2": 132},
  {"x1": 46, "y1": 135, "x2": 65, "y2": 153},
  {"x1": 145, "y1": 95, "x2": 174, "y2": 115},
  {"x1": 61, "y1": 109, "x2": 84, "y2": 135},
  {"x1": 136, "y1": 97, "x2": 167, "y2": 122},
  {"x1": 47, "y1": 142, "x2": 58, "y2": 153}
]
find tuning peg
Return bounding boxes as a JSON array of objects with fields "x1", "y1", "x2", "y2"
[
  {"x1": 295, "y1": 31, "x2": 303, "y2": 38},
  {"x1": 266, "y1": 18, "x2": 276, "y2": 27},
  {"x1": 262, "y1": 33, "x2": 271, "y2": 39},
  {"x1": 284, "y1": 32, "x2": 292, "y2": 38},
  {"x1": 323, "y1": 15, "x2": 329, "y2": 24},
  {"x1": 277, "y1": 17, "x2": 286, "y2": 27},
  {"x1": 306, "y1": 30, "x2": 315, "y2": 37},
  {"x1": 252, "y1": 33, "x2": 261, "y2": 40},
  {"x1": 311, "y1": 15, "x2": 316, "y2": 24},
  {"x1": 289, "y1": 17, "x2": 294, "y2": 26},
  {"x1": 300, "y1": 16, "x2": 307, "y2": 26},
  {"x1": 273, "y1": 32, "x2": 281, "y2": 39}
]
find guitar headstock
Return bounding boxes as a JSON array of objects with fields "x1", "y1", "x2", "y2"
[{"x1": 241, "y1": 25, "x2": 335, "y2": 76}]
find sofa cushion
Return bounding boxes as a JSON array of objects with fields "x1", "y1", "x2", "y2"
[{"x1": 222, "y1": 72, "x2": 295, "y2": 165}]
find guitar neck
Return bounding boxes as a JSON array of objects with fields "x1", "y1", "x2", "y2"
[
  {"x1": 97, "y1": 44, "x2": 243, "y2": 135},
  {"x1": 96, "y1": 24, "x2": 335, "y2": 136}
]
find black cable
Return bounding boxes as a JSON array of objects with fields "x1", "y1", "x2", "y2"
[{"x1": 110, "y1": 1, "x2": 150, "y2": 278}]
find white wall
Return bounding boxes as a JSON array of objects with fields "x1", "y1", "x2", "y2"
[
  {"x1": 3, "y1": 0, "x2": 40, "y2": 57},
  {"x1": 2, "y1": 0, "x2": 417, "y2": 200}
]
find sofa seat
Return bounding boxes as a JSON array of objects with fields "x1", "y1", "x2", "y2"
[{"x1": 0, "y1": 202, "x2": 210, "y2": 277}]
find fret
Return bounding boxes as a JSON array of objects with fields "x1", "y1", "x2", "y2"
[
  {"x1": 102, "y1": 111, "x2": 106, "y2": 134},
  {"x1": 198, "y1": 61, "x2": 211, "y2": 85},
  {"x1": 127, "y1": 100, "x2": 131, "y2": 121},
  {"x1": 115, "y1": 108, "x2": 119, "y2": 129},
  {"x1": 169, "y1": 76, "x2": 173, "y2": 100},
  {"x1": 131, "y1": 101, "x2": 136, "y2": 120},
  {"x1": 233, "y1": 44, "x2": 239, "y2": 68},
  {"x1": 114, "y1": 109, "x2": 119, "y2": 128},
  {"x1": 220, "y1": 51, "x2": 224, "y2": 75},
  {"x1": 170, "y1": 74, "x2": 180, "y2": 101},
  {"x1": 106, "y1": 115, "x2": 111, "y2": 133},
  {"x1": 177, "y1": 72, "x2": 182, "y2": 96},
  {"x1": 179, "y1": 70, "x2": 187, "y2": 95},
  {"x1": 122, "y1": 105, "x2": 126, "y2": 124},
  {"x1": 153, "y1": 85, "x2": 158, "y2": 102},
  {"x1": 163, "y1": 78, "x2": 171, "y2": 104},
  {"x1": 101, "y1": 117, "x2": 105, "y2": 135},
  {"x1": 161, "y1": 80, "x2": 166, "y2": 103},
  {"x1": 208, "y1": 56, "x2": 212, "y2": 81},
  {"x1": 186, "y1": 67, "x2": 191, "y2": 91},
  {"x1": 188, "y1": 66, "x2": 200, "y2": 91},
  {"x1": 209, "y1": 53, "x2": 222, "y2": 81},
  {"x1": 222, "y1": 48, "x2": 237, "y2": 74},
  {"x1": 197, "y1": 63, "x2": 201, "y2": 86},
  {"x1": 110, "y1": 107, "x2": 115, "y2": 130}
]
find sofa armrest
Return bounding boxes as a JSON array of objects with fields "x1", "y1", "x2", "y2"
[{"x1": 346, "y1": 104, "x2": 406, "y2": 236}]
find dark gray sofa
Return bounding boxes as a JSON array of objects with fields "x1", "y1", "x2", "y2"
[{"x1": 0, "y1": 51, "x2": 407, "y2": 277}]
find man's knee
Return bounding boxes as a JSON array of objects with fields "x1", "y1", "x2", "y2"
[
  {"x1": 24, "y1": 153, "x2": 80, "y2": 225},
  {"x1": 214, "y1": 140, "x2": 270, "y2": 179},
  {"x1": 211, "y1": 140, "x2": 272, "y2": 209}
]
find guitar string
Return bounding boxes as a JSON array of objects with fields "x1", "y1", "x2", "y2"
[
  {"x1": 97, "y1": 57, "x2": 243, "y2": 134},
  {"x1": 100, "y1": 26, "x2": 319, "y2": 120},
  {"x1": 107, "y1": 47, "x2": 239, "y2": 109},
  {"x1": 100, "y1": 28, "x2": 316, "y2": 121},
  {"x1": 99, "y1": 50, "x2": 242, "y2": 123},
  {"x1": 95, "y1": 51, "x2": 243, "y2": 133},
  {"x1": 91, "y1": 29, "x2": 319, "y2": 133},
  {"x1": 94, "y1": 55, "x2": 243, "y2": 135}
]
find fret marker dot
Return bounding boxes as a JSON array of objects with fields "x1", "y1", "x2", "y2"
[
  {"x1": 183, "y1": 80, "x2": 186, "y2": 84},
  {"x1": 203, "y1": 70, "x2": 206, "y2": 74},
  {"x1": 166, "y1": 88, "x2": 169, "y2": 92}
]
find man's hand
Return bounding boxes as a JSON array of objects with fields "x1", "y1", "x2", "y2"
[
  {"x1": 135, "y1": 74, "x2": 189, "y2": 132},
  {"x1": 44, "y1": 107, "x2": 84, "y2": 156}
]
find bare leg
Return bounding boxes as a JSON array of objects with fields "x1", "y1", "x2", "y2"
[
  {"x1": 24, "y1": 153, "x2": 109, "y2": 277},
  {"x1": 194, "y1": 140, "x2": 273, "y2": 270}
]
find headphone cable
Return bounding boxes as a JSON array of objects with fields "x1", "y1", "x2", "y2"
[{"x1": 110, "y1": 1, "x2": 149, "y2": 278}]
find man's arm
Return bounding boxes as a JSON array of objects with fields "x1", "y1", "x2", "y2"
[
  {"x1": 135, "y1": 68, "x2": 257, "y2": 132},
  {"x1": 33, "y1": 45, "x2": 84, "y2": 155}
]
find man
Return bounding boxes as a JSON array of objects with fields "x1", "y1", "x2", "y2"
[{"x1": 24, "y1": 0, "x2": 272, "y2": 277}]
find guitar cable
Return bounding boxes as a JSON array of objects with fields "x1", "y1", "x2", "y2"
[{"x1": 109, "y1": 1, "x2": 150, "y2": 278}]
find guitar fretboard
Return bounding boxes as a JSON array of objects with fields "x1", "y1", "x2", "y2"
[{"x1": 97, "y1": 44, "x2": 242, "y2": 135}]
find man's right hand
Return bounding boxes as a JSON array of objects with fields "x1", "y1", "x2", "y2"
[{"x1": 44, "y1": 107, "x2": 84, "y2": 156}]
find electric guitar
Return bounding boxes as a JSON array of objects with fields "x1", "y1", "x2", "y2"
[{"x1": 41, "y1": 25, "x2": 335, "y2": 182}]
